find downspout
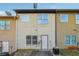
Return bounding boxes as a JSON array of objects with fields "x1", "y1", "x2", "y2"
[
  {"x1": 15, "y1": 14, "x2": 19, "y2": 52},
  {"x1": 55, "y1": 9, "x2": 57, "y2": 47}
]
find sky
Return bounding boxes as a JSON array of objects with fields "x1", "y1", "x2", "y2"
[{"x1": 0, "y1": 3, "x2": 79, "y2": 11}]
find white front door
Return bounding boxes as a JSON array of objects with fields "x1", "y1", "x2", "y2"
[
  {"x1": 41, "y1": 35, "x2": 48, "y2": 50},
  {"x1": 2, "y1": 41, "x2": 9, "y2": 52}
]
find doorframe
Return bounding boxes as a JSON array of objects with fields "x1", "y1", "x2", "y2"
[{"x1": 41, "y1": 35, "x2": 49, "y2": 50}]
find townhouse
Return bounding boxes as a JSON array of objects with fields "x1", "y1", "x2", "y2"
[
  {"x1": 15, "y1": 9, "x2": 55, "y2": 50},
  {"x1": 0, "y1": 11, "x2": 18, "y2": 54},
  {"x1": 0, "y1": 9, "x2": 79, "y2": 54}
]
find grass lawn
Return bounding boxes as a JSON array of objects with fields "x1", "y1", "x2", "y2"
[{"x1": 59, "y1": 49, "x2": 79, "y2": 56}]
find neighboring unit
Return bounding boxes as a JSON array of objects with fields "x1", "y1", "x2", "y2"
[
  {"x1": 56, "y1": 10, "x2": 79, "y2": 48},
  {"x1": 0, "y1": 11, "x2": 18, "y2": 54}
]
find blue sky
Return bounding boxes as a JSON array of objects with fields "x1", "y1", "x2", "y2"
[{"x1": 0, "y1": 3, "x2": 79, "y2": 11}]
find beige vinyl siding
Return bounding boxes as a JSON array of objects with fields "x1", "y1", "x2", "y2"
[
  {"x1": 17, "y1": 13, "x2": 55, "y2": 50},
  {"x1": 57, "y1": 13, "x2": 79, "y2": 49},
  {"x1": 0, "y1": 18, "x2": 17, "y2": 53}
]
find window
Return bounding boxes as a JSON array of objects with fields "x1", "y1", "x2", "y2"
[
  {"x1": 20, "y1": 15, "x2": 29, "y2": 22},
  {"x1": 26, "y1": 35, "x2": 31, "y2": 44},
  {"x1": 6, "y1": 21, "x2": 10, "y2": 30},
  {"x1": 65, "y1": 35, "x2": 76, "y2": 46},
  {"x1": 0, "y1": 21, "x2": 5, "y2": 30},
  {"x1": 70, "y1": 35, "x2": 76, "y2": 45},
  {"x1": 32, "y1": 36, "x2": 37, "y2": 44},
  {"x1": 76, "y1": 14, "x2": 79, "y2": 24},
  {"x1": 0, "y1": 20, "x2": 11, "y2": 30},
  {"x1": 26, "y1": 35, "x2": 37, "y2": 45},
  {"x1": 60, "y1": 14, "x2": 68, "y2": 22},
  {"x1": 65, "y1": 35, "x2": 70, "y2": 45},
  {"x1": 37, "y1": 14, "x2": 48, "y2": 24}
]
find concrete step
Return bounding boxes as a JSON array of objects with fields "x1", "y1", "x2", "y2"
[{"x1": 30, "y1": 51, "x2": 53, "y2": 56}]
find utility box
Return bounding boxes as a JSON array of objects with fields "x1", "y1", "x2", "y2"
[
  {"x1": 53, "y1": 47, "x2": 59, "y2": 55},
  {"x1": 2, "y1": 41, "x2": 9, "y2": 55}
]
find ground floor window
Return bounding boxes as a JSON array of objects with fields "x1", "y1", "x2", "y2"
[
  {"x1": 26, "y1": 35, "x2": 37, "y2": 45},
  {"x1": 32, "y1": 36, "x2": 37, "y2": 44},
  {"x1": 70, "y1": 35, "x2": 76, "y2": 45},
  {"x1": 26, "y1": 35, "x2": 31, "y2": 44},
  {"x1": 65, "y1": 35, "x2": 76, "y2": 46},
  {"x1": 65, "y1": 35, "x2": 70, "y2": 45}
]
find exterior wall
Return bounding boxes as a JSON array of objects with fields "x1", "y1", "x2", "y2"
[
  {"x1": 16, "y1": 13, "x2": 55, "y2": 50},
  {"x1": 0, "y1": 17, "x2": 17, "y2": 53},
  {"x1": 57, "y1": 13, "x2": 79, "y2": 49}
]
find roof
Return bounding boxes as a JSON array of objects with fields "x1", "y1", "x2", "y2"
[
  {"x1": 14, "y1": 9, "x2": 79, "y2": 13},
  {"x1": 14, "y1": 9, "x2": 56, "y2": 13},
  {"x1": 0, "y1": 11, "x2": 16, "y2": 16},
  {"x1": 56, "y1": 9, "x2": 79, "y2": 13}
]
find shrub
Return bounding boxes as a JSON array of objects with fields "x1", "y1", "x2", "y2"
[{"x1": 68, "y1": 46, "x2": 78, "y2": 50}]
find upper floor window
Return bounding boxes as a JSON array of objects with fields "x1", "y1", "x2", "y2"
[
  {"x1": 37, "y1": 14, "x2": 48, "y2": 24},
  {"x1": 76, "y1": 14, "x2": 79, "y2": 24},
  {"x1": 20, "y1": 15, "x2": 29, "y2": 22},
  {"x1": 0, "y1": 21, "x2": 5, "y2": 30},
  {"x1": 0, "y1": 20, "x2": 10, "y2": 30},
  {"x1": 60, "y1": 14, "x2": 68, "y2": 22},
  {"x1": 6, "y1": 21, "x2": 11, "y2": 30}
]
